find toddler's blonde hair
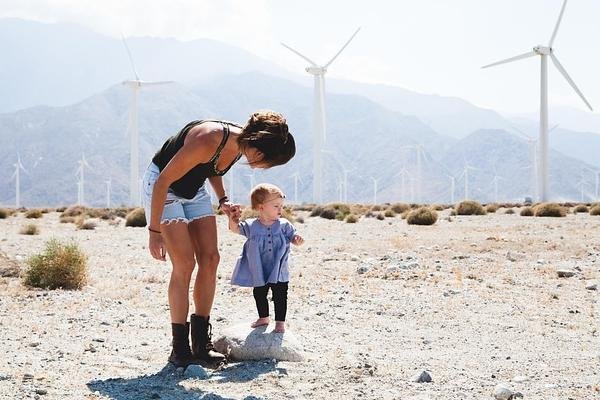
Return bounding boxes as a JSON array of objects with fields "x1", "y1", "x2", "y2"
[{"x1": 250, "y1": 183, "x2": 285, "y2": 210}]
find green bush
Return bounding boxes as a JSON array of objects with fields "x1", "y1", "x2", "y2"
[
  {"x1": 520, "y1": 207, "x2": 534, "y2": 217},
  {"x1": 23, "y1": 239, "x2": 87, "y2": 290},
  {"x1": 19, "y1": 224, "x2": 40, "y2": 235},
  {"x1": 456, "y1": 200, "x2": 486, "y2": 215},
  {"x1": 574, "y1": 204, "x2": 589, "y2": 214},
  {"x1": 345, "y1": 214, "x2": 358, "y2": 223},
  {"x1": 534, "y1": 203, "x2": 566, "y2": 217},
  {"x1": 407, "y1": 207, "x2": 438, "y2": 225},
  {"x1": 125, "y1": 208, "x2": 147, "y2": 227},
  {"x1": 25, "y1": 209, "x2": 43, "y2": 219},
  {"x1": 590, "y1": 205, "x2": 600, "y2": 216}
]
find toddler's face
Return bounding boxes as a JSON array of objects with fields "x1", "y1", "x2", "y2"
[{"x1": 259, "y1": 194, "x2": 284, "y2": 221}]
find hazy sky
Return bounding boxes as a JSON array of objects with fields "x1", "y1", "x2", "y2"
[{"x1": 2, "y1": 0, "x2": 599, "y2": 114}]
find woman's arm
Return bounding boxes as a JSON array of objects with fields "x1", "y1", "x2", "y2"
[{"x1": 208, "y1": 176, "x2": 225, "y2": 200}]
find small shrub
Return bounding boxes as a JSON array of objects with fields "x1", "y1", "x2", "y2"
[
  {"x1": 431, "y1": 204, "x2": 445, "y2": 211},
  {"x1": 125, "y1": 208, "x2": 147, "y2": 227},
  {"x1": 23, "y1": 239, "x2": 87, "y2": 290},
  {"x1": 59, "y1": 216, "x2": 76, "y2": 224},
  {"x1": 60, "y1": 205, "x2": 87, "y2": 218},
  {"x1": 574, "y1": 205, "x2": 589, "y2": 214},
  {"x1": 485, "y1": 204, "x2": 499, "y2": 213},
  {"x1": 40, "y1": 208, "x2": 51, "y2": 214},
  {"x1": 449, "y1": 210, "x2": 457, "y2": 216},
  {"x1": 25, "y1": 209, "x2": 43, "y2": 219},
  {"x1": 19, "y1": 224, "x2": 40, "y2": 235},
  {"x1": 345, "y1": 214, "x2": 358, "y2": 223},
  {"x1": 400, "y1": 210, "x2": 410, "y2": 220},
  {"x1": 534, "y1": 203, "x2": 566, "y2": 217},
  {"x1": 376, "y1": 213, "x2": 385, "y2": 221},
  {"x1": 76, "y1": 217, "x2": 97, "y2": 230},
  {"x1": 55, "y1": 206, "x2": 67, "y2": 213},
  {"x1": 390, "y1": 203, "x2": 410, "y2": 214},
  {"x1": 590, "y1": 205, "x2": 600, "y2": 216},
  {"x1": 0, "y1": 208, "x2": 8, "y2": 219},
  {"x1": 371, "y1": 205, "x2": 382, "y2": 212},
  {"x1": 456, "y1": 200, "x2": 486, "y2": 215},
  {"x1": 407, "y1": 207, "x2": 438, "y2": 226},
  {"x1": 309, "y1": 206, "x2": 324, "y2": 217},
  {"x1": 504, "y1": 208, "x2": 515, "y2": 214},
  {"x1": 520, "y1": 207, "x2": 534, "y2": 217},
  {"x1": 319, "y1": 207, "x2": 337, "y2": 220},
  {"x1": 384, "y1": 209, "x2": 396, "y2": 218},
  {"x1": 295, "y1": 216, "x2": 305, "y2": 224}
]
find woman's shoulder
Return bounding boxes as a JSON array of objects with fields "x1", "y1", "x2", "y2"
[{"x1": 184, "y1": 121, "x2": 224, "y2": 146}]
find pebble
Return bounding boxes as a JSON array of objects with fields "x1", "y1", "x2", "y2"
[
  {"x1": 411, "y1": 370, "x2": 432, "y2": 383},
  {"x1": 556, "y1": 269, "x2": 575, "y2": 278},
  {"x1": 357, "y1": 265, "x2": 370, "y2": 274},
  {"x1": 585, "y1": 282, "x2": 597, "y2": 291},
  {"x1": 512, "y1": 375, "x2": 528, "y2": 383},
  {"x1": 35, "y1": 389, "x2": 47, "y2": 395}
]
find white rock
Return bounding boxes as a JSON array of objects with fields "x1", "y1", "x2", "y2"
[
  {"x1": 512, "y1": 375, "x2": 528, "y2": 383},
  {"x1": 493, "y1": 384, "x2": 514, "y2": 400},
  {"x1": 411, "y1": 370, "x2": 432, "y2": 383},
  {"x1": 585, "y1": 281, "x2": 597, "y2": 290},
  {"x1": 213, "y1": 324, "x2": 305, "y2": 362}
]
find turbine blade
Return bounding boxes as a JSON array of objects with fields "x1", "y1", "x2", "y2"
[
  {"x1": 549, "y1": 0, "x2": 568, "y2": 48},
  {"x1": 507, "y1": 123, "x2": 533, "y2": 140},
  {"x1": 121, "y1": 34, "x2": 140, "y2": 81},
  {"x1": 550, "y1": 53, "x2": 593, "y2": 111},
  {"x1": 280, "y1": 42, "x2": 318, "y2": 66},
  {"x1": 139, "y1": 80, "x2": 175, "y2": 86},
  {"x1": 481, "y1": 51, "x2": 536, "y2": 69},
  {"x1": 549, "y1": 123, "x2": 560, "y2": 133},
  {"x1": 324, "y1": 27, "x2": 361, "y2": 68}
]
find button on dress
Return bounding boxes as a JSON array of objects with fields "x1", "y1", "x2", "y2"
[{"x1": 230, "y1": 218, "x2": 297, "y2": 287}]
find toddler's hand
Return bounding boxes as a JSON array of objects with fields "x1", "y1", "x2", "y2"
[{"x1": 291, "y1": 234, "x2": 304, "y2": 246}]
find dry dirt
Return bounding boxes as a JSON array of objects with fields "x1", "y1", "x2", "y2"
[{"x1": 0, "y1": 209, "x2": 599, "y2": 399}]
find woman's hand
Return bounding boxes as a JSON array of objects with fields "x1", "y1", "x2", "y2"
[
  {"x1": 221, "y1": 203, "x2": 241, "y2": 220},
  {"x1": 149, "y1": 231, "x2": 167, "y2": 261}
]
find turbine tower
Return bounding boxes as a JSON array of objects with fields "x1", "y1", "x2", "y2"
[
  {"x1": 76, "y1": 154, "x2": 91, "y2": 206},
  {"x1": 11, "y1": 154, "x2": 27, "y2": 208},
  {"x1": 282, "y1": 27, "x2": 361, "y2": 204},
  {"x1": 483, "y1": 0, "x2": 593, "y2": 202},
  {"x1": 121, "y1": 35, "x2": 173, "y2": 206}
]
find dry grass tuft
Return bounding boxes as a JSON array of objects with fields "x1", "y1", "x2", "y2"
[
  {"x1": 573, "y1": 204, "x2": 589, "y2": 214},
  {"x1": 23, "y1": 239, "x2": 87, "y2": 290},
  {"x1": 485, "y1": 203, "x2": 499, "y2": 213},
  {"x1": 534, "y1": 203, "x2": 566, "y2": 217},
  {"x1": 19, "y1": 224, "x2": 40, "y2": 235},
  {"x1": 25, "y1": 209, "x2": 43, "y2": 219},
  {"x1": 125, "y1": 208, "x2": 147, "y2": 227},
  {"x1": 406, "y1": 207, "x2": 438, "y2": 225},
  {"x1": 520, "y1": 207, "x2": 534, "y2": 217},
  {"x1": 590, "y1": 205, "x2": 600, "y2": 216},
  {"x1": 456, "y1": 201, "x2": 486, "y2": 216},
  {"x1": 345, "y1": 214, "x2": 359, "y2": 223}
]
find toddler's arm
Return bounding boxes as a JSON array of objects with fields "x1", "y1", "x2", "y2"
[{"x1": 228, "y1": 205, "x2": 241, "y2": 234}]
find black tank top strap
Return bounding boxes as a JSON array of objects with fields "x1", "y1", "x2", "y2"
[{"x1": 207, "y1": 122, "x2": 230, "y2": 164}]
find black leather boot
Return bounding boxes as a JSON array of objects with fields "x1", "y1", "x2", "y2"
[
  {"x1": 167, "y1": 322, "x2": 194, "y2": 368},
  {"x1": 190, "y1": 314, "x2": 227, "y2": 368}
]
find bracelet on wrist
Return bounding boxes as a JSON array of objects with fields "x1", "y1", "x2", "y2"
[
  {"x1": 217, "y1": 196, "x2": 229, "y2": 210},
  {"x1": 148, "y1": 227, "x2": 161, "y2": 234}
]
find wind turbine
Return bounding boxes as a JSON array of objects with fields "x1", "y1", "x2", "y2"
[
  {"x1": 370, "y1": 177, "x2": 379, "y2": 205},
  {"x1": 76, "y1": 154, "x2": 91, "y2": 206},
  {"x1": 121, "y1": 35, "x2": 173, "y2": 206},
  {"x1": 289, "y1": 172, "x2": 304, "y2": 204},
  {"x1": 282, "y1": 27, "x2": 361, "y2": 204},
  {"x1": 447, "y1": 174, "x2": 456, "y2": 204},
  {"x1": 458, "y1": 162, "x2": 478, "y2": 200},
  {"x1": 490, "y1": 165, "x2": 505, "y2": 203},
  {"x1": 11, "y1": 154, "x2": 28, "y2": 208},
  {"x1": 246, "y1": 171, "x2": 256, "y2": 192},
  {"x1": 106, "y1": 178, "x2": 112, "y2": 208},
  {"x1": 483, "y1": 0, "x2": 593, "y2": 202}
]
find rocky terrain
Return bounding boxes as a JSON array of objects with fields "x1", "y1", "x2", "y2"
[{"x1": 0, "y1": 209, "x2": 599, "y2": 399}]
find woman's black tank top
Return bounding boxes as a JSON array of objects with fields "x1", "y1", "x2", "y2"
[{"x1": 151, "y1": 120, "x2": 242, "y2": 199}]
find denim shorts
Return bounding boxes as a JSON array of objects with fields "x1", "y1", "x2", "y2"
[{"x1": 142, "y1": 163, "x2": 215, "y2": 224}]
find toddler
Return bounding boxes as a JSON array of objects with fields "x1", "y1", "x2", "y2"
[{"x1": 228, "y1": 183, "x2": 304, "y2": 333}]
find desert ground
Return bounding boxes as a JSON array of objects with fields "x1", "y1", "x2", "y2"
[{"x1": 0, "y1": 207, "x2": 599, "y2": 400}]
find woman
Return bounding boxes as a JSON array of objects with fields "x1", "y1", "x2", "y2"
[{"x1": 142, "y1": 110, "x2": 295, "y2": 368}]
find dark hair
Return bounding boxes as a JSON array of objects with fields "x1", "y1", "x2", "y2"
[{"x1": 238, "y1": 110, "x2": 295, "y2": 168}]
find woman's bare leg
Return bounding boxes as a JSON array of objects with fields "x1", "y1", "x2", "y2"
[
  {"x1": 161, "y1": 221, "x2": 196, "y2": 324},
  {"x1": 188, "y1": 216, "x2": 219, "y2": 317}
]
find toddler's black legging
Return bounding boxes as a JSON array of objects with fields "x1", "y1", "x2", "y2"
[{"x1": 253, "y1": 282, "x2": 288, "y2": 321}]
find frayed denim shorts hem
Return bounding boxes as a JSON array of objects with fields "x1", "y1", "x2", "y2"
[{"x1": 141, "y1": 163, "x2": 215, "y2": 224}]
